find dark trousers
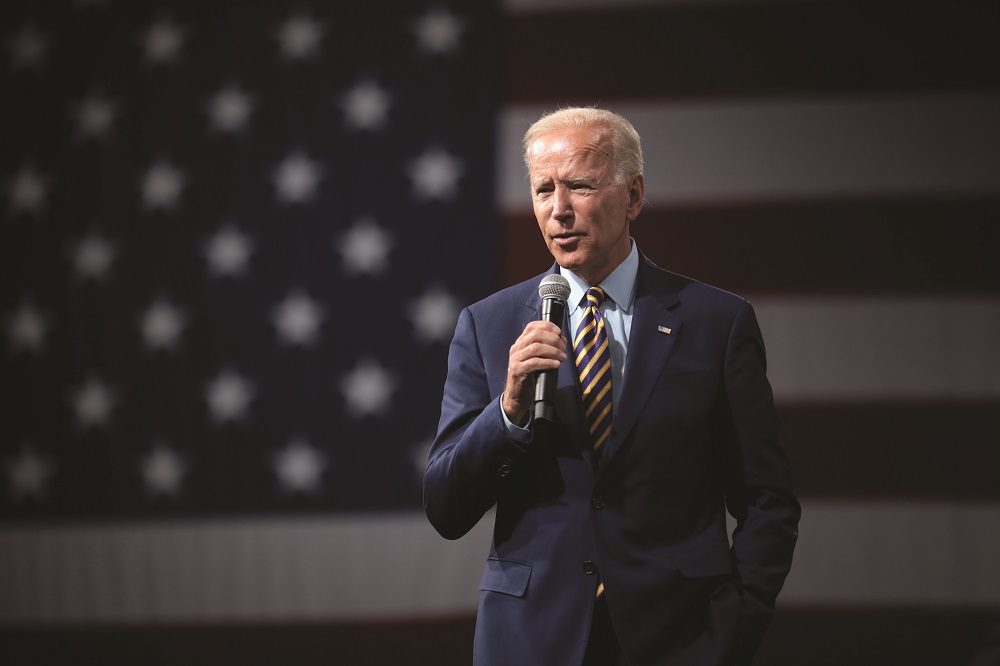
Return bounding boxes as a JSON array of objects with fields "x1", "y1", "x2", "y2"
[{"x1": 582, "y1": 594, "x2": 623, "y2": 666}]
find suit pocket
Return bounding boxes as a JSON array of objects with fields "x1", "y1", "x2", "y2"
[
  {"x1": 480, "y1": 558, "x2": 532, "y2": 597},
  {"x1": 669, "y1": 542, "x2": 733, "y2": 578}
]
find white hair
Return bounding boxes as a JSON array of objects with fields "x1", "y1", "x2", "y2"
[{"x1": 522, "y1": 106, "x2": 644, "y2": 184}]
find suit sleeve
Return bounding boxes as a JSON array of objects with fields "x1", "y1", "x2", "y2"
[
  {"x1": 423, "y1": 307, "x2": 530, "y2": 540},
  {"x1": 718, "y1": 299, "x2": 801, "y2": 657}
]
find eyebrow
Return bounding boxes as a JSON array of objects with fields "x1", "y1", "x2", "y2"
[{"x1": 532, "y1": 175, "x2": 594, "y2": 188}]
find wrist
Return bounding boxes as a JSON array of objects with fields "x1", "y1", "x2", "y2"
[{"x1": 501, "y1": 392, "x2": 529, "y2": 427}]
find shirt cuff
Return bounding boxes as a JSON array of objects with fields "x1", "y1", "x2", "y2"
[{"x1": 499, "y1": 393, "x2": 533, "y2": 445}]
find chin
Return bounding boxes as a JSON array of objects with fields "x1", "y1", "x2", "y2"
[
  {"x1": 549, "y1": 246, "x2": 583, "y2": 266},
  {"x1": 551, "y1": 255, "x2": 582, "y2": 273}
]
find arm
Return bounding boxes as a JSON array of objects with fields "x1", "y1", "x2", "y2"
[
  {"x1": 422, "y1": 306, "x2": 564, "y2": 539},
  {"x1": 718, "y1": 299, "x2": 801, "y2": 656}
]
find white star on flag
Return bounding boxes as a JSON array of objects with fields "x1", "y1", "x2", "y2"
[
  {"x1": 141, "y1": 16, "x2": 186, "y2": 64},
  {"x1": 271, "y1": 291, "x2": 325, "y2": 346},
  {"x1": 71, "y1": 232, "x2": 116, "y2": 281},
  {"x1": 338, "y1": 217, "x2": 393, "y2": 276},
  {"x1": 341, "y1": 80, "x2": 392, "y2": 131},
  {"x1": 141, "y1": 160, "x2": 185, "y2": 210},
  {"x1": 206, "y1": 85, "x2": 254, "y2": 133},
  {"x1": 340, "y1": 359, "x2": 399, "y2": 418},
  {"x1": 409, "y1": 286, "x2": 462, "y2": 344},
  {"x1": 140, "y1": 299, "x2": 187, "y2": 351},
  {"x1": 72, "y1": 91, "x2": 118, "y2": 140},
  {"x1": 72, "y1": 377, "x2": 117, "y2": 429},
  {"x1": 5, "y1": 446, "x2": 54, "y2": 501},
  {"x1": 274, "y1": 438, "x2": 327, "y2": 493},
  {"x1": 5, "y1": 300, "x2": 50, "y2": 354},
  {"x1": 275, "y1": 14, "x2": 323, "y2": 60},
  {"x1": 408, "y1": 148, "x2": 463, "y2": 201},
  {"x1": 413, "y1": 9, "x2": 463, "y2": 55},
  {"x1": 205, "y1": 369, "x2": 255, "y2": 424},
  {"x1": 142, "y1": 441, "x2": 186, "y2": 497},
  {"x1": 273, "y1": 151, "x2": 322, "y2": 204},
  {"x1": 6, "y1": 163, "x2": 50, "y2": 217},
  {"x1": 204, "y1": 224, "x2": 254, "y2": 277},
  {"x1": 8, "y1": 23, "x2": 49, "y2": 70}
]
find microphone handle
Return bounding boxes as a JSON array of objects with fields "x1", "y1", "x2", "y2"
[{"x1": 533, "y1": 296, "x2": 566, "y2": 422}]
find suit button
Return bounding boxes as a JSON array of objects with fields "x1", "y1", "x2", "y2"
[
  {"x1": 583, "y1": 561, "x2": 598, "y2": 576},
  {"x1": 591, "y1": 496, "x2": 606, "y2": 510},
  {"x1": 496, "y1": 463, "x2": 511, "y2": 478}
]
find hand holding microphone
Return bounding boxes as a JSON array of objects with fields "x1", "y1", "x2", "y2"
[{"x1": 501, "y1": 275, "x2": 570, "y2": 426}]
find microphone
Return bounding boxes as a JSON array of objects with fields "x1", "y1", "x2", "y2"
[{"x1": 533, "y1": 274, "x2": 570, "y2": 422}]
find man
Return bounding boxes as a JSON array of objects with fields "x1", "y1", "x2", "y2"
[{"x1": 423, "y1": 107, "x2": 799, "y2": 665}]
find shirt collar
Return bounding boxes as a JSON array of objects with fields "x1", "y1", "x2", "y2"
[{"x1": 561, "y1": 239, "x2": 639, "y2": 314}]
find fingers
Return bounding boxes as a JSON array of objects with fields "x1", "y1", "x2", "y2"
[
  {"x1": 503, "y1": 321, "x2": 567, "y2": 424},
  {"x1": 510, "y1": 321, "x2": 567, "y2": 366}
]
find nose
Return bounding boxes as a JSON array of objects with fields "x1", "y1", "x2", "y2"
[{"x1": 551, "y1": 187, "x2": 572, "y2": 222}]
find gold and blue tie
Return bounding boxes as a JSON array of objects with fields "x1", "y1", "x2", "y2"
[{"x1": 574, "y1": 287, "x2": 613, "y2": 454}]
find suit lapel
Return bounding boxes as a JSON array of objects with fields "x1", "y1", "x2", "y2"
[{"x1": 597, "y1": 260, "x2": 681, "y2": 471}]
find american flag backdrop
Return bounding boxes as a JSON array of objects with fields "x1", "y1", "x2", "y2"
[{"x1": 2, "y1": 1, "x2": 1000, "y2": 665}]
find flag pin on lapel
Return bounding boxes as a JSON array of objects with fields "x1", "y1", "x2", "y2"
[{"x1": 658, "y1": 325, "x2": 672, "y2": 335}]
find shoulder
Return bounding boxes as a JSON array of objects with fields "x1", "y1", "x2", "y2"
[
  {"x1": 639, "y1": 254, "x2": 749, "y2": 313},
  {"x1": 465, "y1": 268, "x2": 552, "y2": 319}
]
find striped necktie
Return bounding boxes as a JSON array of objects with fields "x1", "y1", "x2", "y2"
[{"x1": 574, "y1": 287, "x2": 613, "y2": 454}]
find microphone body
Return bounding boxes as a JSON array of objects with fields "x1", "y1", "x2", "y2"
[{"x1": 533, "y1": 275, "x2": 570, "y2": 422}]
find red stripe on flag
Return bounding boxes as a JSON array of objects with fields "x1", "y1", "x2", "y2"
[
  {"x1": 2, "y1": 608, "x2": 996, "y2": 666},
  {"x1": 503, "y1": 202, "x2": 1000, "y2": 295},
  {"x1": 504, "y1": 4, "x2": 1000, "y2": 103},
  {"x1": 782, "y1": 402, "x2": 1000, "y2": 501}
]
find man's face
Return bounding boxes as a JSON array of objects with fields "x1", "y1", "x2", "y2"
[{"x1": 528, "y1": 126, "x2": 643, "y2": 286}]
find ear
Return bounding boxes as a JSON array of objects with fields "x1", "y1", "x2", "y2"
[{"x1": 625, "y1": 173, "x2": 644, "y2": 222}]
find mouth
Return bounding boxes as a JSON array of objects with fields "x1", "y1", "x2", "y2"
[{"x1": 551, "y1": 232, "x2": 583, "y2": 247}]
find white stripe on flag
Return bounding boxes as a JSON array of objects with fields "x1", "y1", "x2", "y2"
[
  {"x1": 782, "y1": 501, "x2": 1000, "y2": 606},
  {"x1": 755, "y1": 297, "x2": 1000, "y2": 401},
  {"x1": 3, "y1": 501, "x2": 999, "y2": 623},
  {"x1": 500, "y1": 95, "x2": 1000, "y2": 209}
]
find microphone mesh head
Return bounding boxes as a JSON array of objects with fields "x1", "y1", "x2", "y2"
[{"x1": 538, "y1": 274, "x2": 571, "y2": 302}]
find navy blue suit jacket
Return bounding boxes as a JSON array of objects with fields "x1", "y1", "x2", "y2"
[{"x1": 424, "y1": 255, "x2": 799, "y2": 665}]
